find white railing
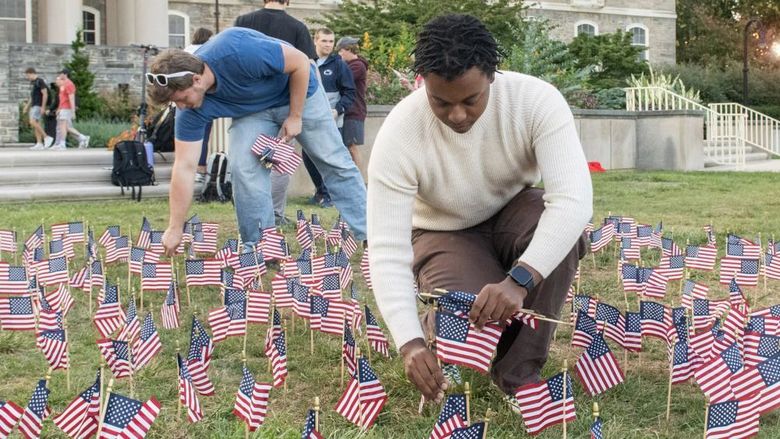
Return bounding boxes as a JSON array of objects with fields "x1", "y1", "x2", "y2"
[
  {"x1": 208, "y1": 118, "x2": 231, "y2": 155},
  {"x1": 708, "y1": 103, "x2": 780, "y2": 156},
  {"x1": 625, "y1": 87, "x2": 748, "y2": 168}
]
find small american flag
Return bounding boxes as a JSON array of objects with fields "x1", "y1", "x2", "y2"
[
  {"x1": 635, "y1": 224, "x2": 653, "y2": 247},
  {"x1": 98, "y1": 392, "x2": 161, "y2": 438},
  {"x1": 105, "y1": 236, "x2": 130, "y2": 264},
  {"x1": 662, "y1": 237, "x2": 683, "y2": 257},
  {"x1": 51, "y1": 221, "x2": 85, "y2": 244},
  {"x1": 98, "y1": 225, "x2": 120, "y2": 247},
  {"x1": 184, "y1": 259, "x2": 222, "y2": 287},
  {"x1": 670, "y1": 339, "x2": 696, "y2": 385},
  {"x1": 251, "y1": 134, "x2": 302, "y2": 175},
  {"x1": 233, "y1": 366, "x2": 272, "y2": 431},
  {"x1": 148, "y1": 230, "x2": 171, "y2": 255},
  {"x1": 232, "y1": 252, "x2": 266, "y2": 289},
  {"x1": 572, "y1": 294, "x2": 598, "y2": 323},
  {"x1": 348, "y1": 284, "x2": 363, "y2": 331},
  {"x1": 435, "y1": 311, "x2": 502, "y2": 374},
  {"x1": 85, "y1": 227, "x2": 98, "y2": 262},
  {"x1": 36, "y1": 328, "x2": 70, "y2": 370},
  {"x1": 0, "y1": 229, "x2": 17, "y2": 252},
  {"x1": 0, "y1": 262, "x2": 28, "y2": 295},
  {"x1": 692, "y1": 298, "x2": 729, "y2": 328},
  {"x1": 208, "y1": 288, "x2": 247, "y2": 342},
  {"x1": 0, "y1": 400, "x2": 23, "y2": 438},
  {"x1": 216, "y1": 239, "x2": 239, "y2": 267},
  {"x1": 129, "y1": 246, "x2": 160, "y2": 275},
  {"x1": 595, "y1": 302, "x2": 625, "y2": 347},
  {"x1": 0, "y1": 296, "x2": 36, "y2": 331},
  {"x1": 335, "y1": 356, "x2": 387, "y2": 428},
  {"x1": 133, "y1": 313, "x2": 162, "y2": 371},
  {"x1": 694, "y1": 341, "x2": 742, "y2": 403},
  {"x1": 572, "y1": 311, "x2": 598, "y2": 349},
  {"x1": 141, "y1": 262, "x2": 172, "y2": 292},
  {"x1": 429, "y1": 394, "x2": 468, "y2": 439},
  {"x1": 727, "y1": 234, "x2": 761, "y2": 259},
  {"x1": 118, "y1": 298, "x2": 140, "y2": 344},
  {"x1": 97, "y1": 338, "x2": 133, "y2": 379},
  {"x1": 296, "y1": 221, "x2": 314, "y2": 252},
  {"x1": 686, "y1": 244, "x2": 717, "y2": 271},
  {"x1": 271, "y1": 273, "x2": 295, "y2": 309},
  {"x1": 52, "y1": 370, "x2": 101, "y2": 438},
  {"x1": 451, "y1": 422, "x2": 484, "y2": 438},
  {"x1": 90, "y1": 260, "x2": 104, "y2": 290},
  {"x1": 343, "y1": 322, "x2": 357, "y2": 376},
  {"x1": 590, "y1": 224, "x2": 614, "y2": 253},
  {"x1": 657, "y1": 254, "x2": 685, "y2": 281},
  {"x1": 246, "y1": 289, "x2": 271, "y2": 324},
  {"x1": 191, "y1": 222, "x2": 218, "y2": 255},
  {"x1": 69, "y1": 265, "x2": 88, "y2": 290},
  {"x1": 177, "y1": 354, "x2": 203, "y2": 423},
  {"x1": 704, "y1": 224, "x2": 717, "y2": 246},
  {"x1": 575, "y1": 333, "x2": 625, "y2": 395},
  {"x1": 745, "y1": 332, "x2": 780, "y2": 371},
  {"x1": 292, "y1": 281, "x2": 312, "y2": 319},
  {"x1": 301, "y1": 408, "x2": 324, "y2": 438},
  {"x1": 260, "y1": 228, "x2": 288, "y2": 261},
  {"x1": 745, "y1": 317, "x2": 780, "y2": 338},
  {"x1": 682, "y1": 279, "x2": 709, "y2": 308},
  {"x1": 94, "y1": 283, "x2": 125, "y2": 337},
  {"x1": 161, "y1": 282, "x2": 180, "y2": 329},
  {"x1": 18, "y1": 379, "x2": 51, "y2": 439},
  {"x1": 763, "y1": 253, "x2": 780, "y2": 280},
  {"x1": 24, "y1": 226, "x2": 43, "y2": 250},
  {"x1": 640, "y1": 301, "x2": 672, "y2": 342},
  {"x1": 623, "y1": 311, "x2": 642, "y2": 352},
  {"x1": 591, "y1": 416, "x2": 604, "y2": 439},
  {"x1": 35, "y1": 256, "x2": 69, "y2": 286},
  {"x1": 136, "y1": 217, "x2": 152, "y2": 249},
  {"x1": 731, "y1": 353, "x2": 780, "y2": 413},
  {"x1": 643, "y1": 268, "x2": 669, "y2": 299},
  {"x1": 187, "y1": 317, "x2": 216, "y2": 396},
  {"x1": 269, "y1": 330, "x2": 288, "y2": 388},
  {"x1": 515, "y1": 372, "x2": 576, "y2": 435},
  {"x1": 37, "y1": 290, "x2": 63, "y2": 332},
  {"x1": 720, "y1": 258, "x2": 759, "y2": 287},
  {"x1": 310, "y1": 213, "x2": 325, "y2": 238},
  {"x1": 365, "y1": 305, "x2": 390, "y2": 357},
  {"x1": 620, "y1": 236, "x2": 640, "y2": 261},
  {"x1": 360, "y1": 249, "x2": 372, "y2": 290},
  {"x1": 48, "y1": 235, "x2": 75, "y2": 260},
  {"x1": 705, "y1": 397, "x2": 760, "y2": 439},
  {"x1": 310, "y1": 295, "x2": 348, "y2": 335}
]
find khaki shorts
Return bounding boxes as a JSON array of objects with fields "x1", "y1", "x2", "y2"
[
  {"x1": 28, "y1": 106, "x2": 42, "y2": 121},
  {"x1": 57, "y1": 109, "x2": 74, "y2": 128}
]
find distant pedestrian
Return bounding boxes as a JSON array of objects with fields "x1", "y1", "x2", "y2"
[
  {"x1": 184, "y1": 27, "x2": 215, "y2": 183},
  {"x1": 52, "y1": 68, "x2": 90, "y2": 150},
  {"x1": 24, "y1": 67, "x2": 54, "y2": 150},
  {"x1": 337, "y1": 36, "x2": 368, "y2": 166}
]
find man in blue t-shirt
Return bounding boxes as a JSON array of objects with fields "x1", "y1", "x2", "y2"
[{"x1": 147, "y1": 27, "x2": 367, "y2": 255}]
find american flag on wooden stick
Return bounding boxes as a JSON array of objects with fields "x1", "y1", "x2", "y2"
[
  {"x1": 0, "y1": 262, "x2": 29, "y2": 295},
  {"x1": 98, "y1": 392, "x2": 161, "y2": 439},
  {"x1": 36, "y1": 328, "x2": 70, "y2": 370},
  {"x1": 0, "y1": 400, "x2": 23, "y2": 438},
  {"x1": 187, "y1": 317, "x2": 215, "y2": 396},
  {"x1": 161, "y1": 282, "x2": 180, "y2": 329},
  {"x1": 97, "y1": 338, "x2": 133, "y2": 379},
  {"x1": 233, "y1": 365, "x2": 272, "y2": 431},
  {"x1": 335, "y1": 356, "x2": 387, "y2": 428},
  {"x1": 515, "y1": 372, "x2": 576, "y2": 435},
  {"x1": 94, "y1": 283, "x2": 124, "y2": 337},
  {"x1": 435, "y1": 311, "x2": 502, "y2": 374},
  {"x1": 429, "y1": 394, "x2": 468, "y2": 439},
  {"x1": 575, "y1": 333, "x2": 625, "y2": 396},
  {"x1": 365, "y1": 305, "x2": 390, "y2": 357},
  {"x1": 177, "y1": 353, "x2": 203, "y2": 423},
  {"x1": 0, "y1": 229, "x2": 17, "y2": 252},
  {"x1": 133, "y1": 313, "x2": 162, "y2": 371},
  {"x1": 269, "y1": 330, "x2": 288, "y2": 388},
  {"x1": 18, "y1": 379, "x2": 51, "y2": 439},
  {"x1": 98, "y1": 225, "x2": 120, "y2": 248},
  {"x1": 52, "y1": 370, "x2": 101, "y2": 439},
  {"x1": 705, "y1": 397, "x2": 760, "y2": 439},
  {"x1": 0, "y1": 296, "x2": 37, "y2": 331},
  {"x1": 251, "y1": 134, "x2": 302, "y2": 175}
]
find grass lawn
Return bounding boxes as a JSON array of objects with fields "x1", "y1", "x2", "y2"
[{"x1": 2, "y1": 170, "x2": 780, "y2": 438}]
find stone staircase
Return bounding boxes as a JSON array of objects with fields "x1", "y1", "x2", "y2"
[
  {"x1": 703, "y1": 144, "x2": 779, "y2": 171},
  {"x1": 0, "y1": 144, "x2": 174, "y2": 202}
]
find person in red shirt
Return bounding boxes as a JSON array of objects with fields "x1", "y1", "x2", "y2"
[{"x1": 51, "y1": 68, "x2": 90, "y2": 150}]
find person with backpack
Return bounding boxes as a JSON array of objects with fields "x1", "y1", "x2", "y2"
[
  {"x1": 147, "y1": 27, "x2": 367, "y2": 256},
  {"x1": 24, "y1": 67, "x2": 54, "y2": 150}
]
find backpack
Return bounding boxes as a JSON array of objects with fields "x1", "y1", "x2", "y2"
[
  {"x1": 198, "y1": 151, "x2": 232, "y2": 203},
  {"x1": 148, "y1": 104, "x2": 175, "y2": 152},
  {"x1": 111, "y1": 140, "x2": 155, "y2": 201}
]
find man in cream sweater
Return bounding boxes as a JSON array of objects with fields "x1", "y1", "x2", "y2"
[{"x1": 367, "y1": 14, "x2": 592, "y2": 404}]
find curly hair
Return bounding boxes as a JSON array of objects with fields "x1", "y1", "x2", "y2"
[
  {"x1": 412, "y1": 14, "x2": 500, "y2": 81},
  {"x1": 147, "y1": 49, "x2": 205, "y2": 105}
]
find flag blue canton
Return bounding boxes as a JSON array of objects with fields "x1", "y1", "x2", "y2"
[
  {"x1": 741, "y1": 260, "x2": 758, "y2": 274},
  {"x1": 451, "y1": 422, "x2": 484, "y2": 439},
  {"x1": 721, "y1": 344, "x2": 744, "y2": 374},
  {"x1": 39, "y1": 329, "x2": 66, "y2": 343},
  {"x1": 311, "y1": 295, "x2": 329, "y2": 316},
  {"x1": 8, "y1": 266, "x2": 26, "y2": 281},
  {"x1": 437, "y1": 394, "x2": 467, "y2": 425},
  {"x1": 365, "y1": 305, "x2": 381, "y2": 327},
  {"x1": 322, "y1": 273, "x2": 340, "y2": 291},
  {"x1": 591, "y1": 418, "x2": 604, "y2": 439},
  {"x1": 547, "y1": 372, "x2": 573, "y2": 401},
  {"x1": 358, "y1": 357, "x2": 378, "y2": 382},
  {"x1": 49, "y1": 256, "x2": 67, "y2": 272},
  {"x1": 626, "y1": 312, "x2": 642, "y2": 333},
  {"x1": 436, "y1": 312, "x2": 469, "y2": 343},
  {"x1": 186, "y1": 260, "x2": 205, "y2": 274},
  {"x1": 586, "y1": 334, "x2": 611, "y2": 359},
  {"x1": 439, "y1": 291, "x2": 476, "y2": 315},
  {"x1": 622, "y1": 264, "x2": 637, "y2": 280},
  {"x1": 302, "y1": 409, "x2": 318, "y2": 437},
  {"x1": 576, "y1": 311, "x2": 598, "y2": 335},
  {"x1": 141, "y1": 313, "x2": 156, "y2": 340},
  {"x1": 114, "y1": 236, "x2": 128, "y2": 249},
  {"x1": 130, "y1": 247, "x2": 146, "y2": 262},
  {"x1": 595, "y1": 303, "x2": 621, "y2": 325},
  {"x1": 104, "y1": 284, "x2": 119, "y2": 304},
  {"x1": 757, "y1": 356, "x2": 780, "y2": 386},
  {"x1": 239, "y1": 366, "x2": 255, "y2": 397},
  {"x1": 673, "y1": 341, "x2": 689, "y2": 365},
  {"x1": 114, "y1": 340, "x2": 131, "y2": 361},
  {"x1": 707, "y1": 400, "x2": 739, "y2": 429},
  {"x1": 668, "y1": 255, "x2": 685, "y2": 268},
  {"x1": 26, "y1": 379, "x2": 50, "y2": 418},
  {"x1": 221, "y1": 270, "x2": 235, "y2": 288},
  {"x1": 188, "y1": 319, "x2": 211, "y2": 362},
  {"x1": 728, "y1": 243, "x2": 745, "y2": 257},
  {"x1": 165, "y1": 284, "x2": 177, "y2": 306},
  {"x1": 758, "y1": 335, "x2": 780, "y2": 357},
  {"x1": 104, "y1": 393, "x2": 143, "y2": 429},
  {"x1": 344, "y1": 324, "x2": 355, "y2": 346},
  {"x1": 274, "y1": 332, "x2": 286, "y2": 357},
  {"x1": 693, "y1": 299, "x2": 710, "y2": 316},
  {"x1": 150, "y1": 231, "x2": 164, "y2": 244},
  {"x1": 142, "y1": 264, "x2": 157, "y2": 278},
  {"x1": 641, "y1": 301, "x2": 665, "y2": 322},
  {"x1": 10, "y1": 296, "x2": 33, "y2": 315},
  {"x1": 686, "y1": 245, "x2": 700, "y2": 257}
]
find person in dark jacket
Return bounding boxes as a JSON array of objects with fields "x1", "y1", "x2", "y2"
[
  {"x1": 234, "y1": 0, "x2": 317, "y2": 225},
  {"x1": 337, "y1": 36, "x2": 369, "y2": 165},
  {"x1": 302, "y1": 28, "x2": 356, "y2": 207}
]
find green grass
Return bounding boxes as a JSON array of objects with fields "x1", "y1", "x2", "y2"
[{"x1": 2, "y1": 171, "x2": 780, "y2": 438}]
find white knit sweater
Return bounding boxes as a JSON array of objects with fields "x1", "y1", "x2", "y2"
[{"x1": 366, "y1": 71, "x2": 593, "y2": 349}]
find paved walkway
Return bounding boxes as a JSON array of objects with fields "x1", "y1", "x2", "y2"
[{"x1": 704, "y1": 159, "x2": 780, "y2": 172}]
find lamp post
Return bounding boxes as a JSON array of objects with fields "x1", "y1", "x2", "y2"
[
  {"x1": 215, "y1": 0, "x2": 221, "y2": 33},
  {"x1": 743, "y1": 18, "x2": 764, "y2": 106}
]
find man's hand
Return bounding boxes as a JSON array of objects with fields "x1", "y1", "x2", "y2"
[
  {"x1": 280, "y1": 116, "x2": 302, "y2": 143},
  {"x1": 470, "y1": 277, "x2": 528, "y2": 330},
  {"x1": 162, "y1": 226, "x2": 183, "y2": 257},
  {"x1": 399, "y1": 338, "x2": 448, "y2": 403},
  {"x1": 331, "y1": 109, "x2": 338, "y2": 120}
]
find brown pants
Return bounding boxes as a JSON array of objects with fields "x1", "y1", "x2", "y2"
[{"x1": 412, "y1": 188, "x2": 587, "y2": 394}]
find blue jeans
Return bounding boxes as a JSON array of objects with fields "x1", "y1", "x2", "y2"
[{"x1": 228, "y1": 85, "x2": 367, "y2": 246}]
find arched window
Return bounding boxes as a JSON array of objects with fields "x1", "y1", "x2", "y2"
[
  {"x1": 627, "y1": 24, "x2": 649, "y2": 61},
  {"x1": 82, "y1": 6, "x2": 100, "y2": 45},
  {"x1": 168, "y1": 11, "x2": 189, "y2": 48},
  {"x1": 0, "y1": 0, "x2": 28, "y2": 42},
  {"x1": 575, "y1": 21, "x2": 598, "y2": 37}
]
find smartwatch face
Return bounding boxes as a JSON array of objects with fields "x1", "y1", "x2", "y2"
[{"x1": 511, "y1": 266, "x2": 533, "y2": 286}]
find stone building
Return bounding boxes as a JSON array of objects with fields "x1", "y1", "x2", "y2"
[{"x1": 0, "y1": 0, "x2": 676, "y2": 143}]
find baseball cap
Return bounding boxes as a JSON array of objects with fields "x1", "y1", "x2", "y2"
[
  {"x1": 336, "y1": 36, "x2": 360, "y2": 51},
  {"x1": 58, "y1": 68, "x2": 71, "y2": 76}
]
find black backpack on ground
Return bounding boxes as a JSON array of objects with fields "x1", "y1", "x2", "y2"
[
  {"x1": 198, "y1": 151, "x2": 232, "y2": 203},
  {"x1": 148, "y1": 104, "x2": 175, "y2": 152},
  {"x1": 111, "y1": 140, "x2": 155, "y2": 201}
]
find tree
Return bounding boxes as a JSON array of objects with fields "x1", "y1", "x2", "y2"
[
  {"x1": 64, "y1": 30, "x2": 100, "y2": 119},
  {"x1": 567, "y1": 31, "x2": 649, "y2": 89}
]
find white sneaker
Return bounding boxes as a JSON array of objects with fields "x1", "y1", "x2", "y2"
[
  {"x1": 78, "y1": 135, "x2": 90, "y2": 148},
  {"x1": 30, "y1": 143, "x2": 45, "y2": 150},
  {"x1": 43, "y1": 136, "x2": 54, "y2": 148},
  {"x1": 50, "y1": 143, "x2": 67, "y2": 151}
]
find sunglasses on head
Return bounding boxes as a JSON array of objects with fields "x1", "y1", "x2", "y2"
[{"x1": 145, "y1": 71, "x2": 196, "y2": 87}]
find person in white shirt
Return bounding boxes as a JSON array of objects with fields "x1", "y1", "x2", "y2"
[{"x1": 366, "y1": 14, "x2": 592, "y2": 405}]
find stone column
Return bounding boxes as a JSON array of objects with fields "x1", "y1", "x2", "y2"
[
  {"x1": 105, "y1": 0, "x2": 137, "y2": 46},
  {"x1": 134, "y1": 0, "x2": 169, "y2": 48},
  {"x1": 39, "y1": 0, "x2": 83, "y2": 45}
]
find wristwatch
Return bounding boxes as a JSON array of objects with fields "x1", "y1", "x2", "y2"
[{"x1": 507, "y1": 265, "x2": 535, "y2": 291}]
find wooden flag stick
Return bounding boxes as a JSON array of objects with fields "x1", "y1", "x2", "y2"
[
  {"x1": 284, "y1": 321, "x2": 289, "y2": 392},
  {"x1": 176, "y1": 339, "x2": 182, "y2": 419},
  {"x1": 64, "y1": 318, "x2": 71, "y2": 391},
  {"x1": 310, "y1": 319, "x2": 315, "y2": 355},
  {"x1": 703, "y1": 398, "x2": 710, "y2": 439},
  {"x1": 355, "y1": 346, "x2": 365, "y2": 430},
  {"x1": 314, "y1": 396, "x2": 321, "y2": 432},
  {"x1": 465, "y1": 381, "x2": 471, "y2": 425},
  {"x1": 575, "y1": 261, "x2": 581, "y2": 294},
  {"x1": 340, "y1": 327, "x2": 345, "y2": 387},
  {"x1": 483, "y1": 408, "x2": 493, "y2": 439},
  {"x1": 562, "y1": 360, "x2": 569, "y2": 439},
  {"x1": 96, "y1": 378, "x2": 114, "y2": 439},
  {"x1": 666, "y1": 336, "x2": 675, "y2": 421}
]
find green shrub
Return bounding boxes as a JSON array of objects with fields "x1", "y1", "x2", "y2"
[
  {"x1": 65, "y1": 30, "x2": 101, "y2": 120},
  {"x1": 95, "y1": 87, "x2": 140, "y2": 122},
  {"x1": 366, "y1": 70, "x2": 409, "y2": 105},
  {"x1": 594, "y1": 88, "x2": 627, "y2": 109},
  {"x1": 659, "y1": 64, "x2": 780, "y2": 110},
  {"x1": 568, "y1": 31, "x2": 649, "y2": 89},
  {"x1": 17, "y1": 112, "x2": 129, "y2": 148}
]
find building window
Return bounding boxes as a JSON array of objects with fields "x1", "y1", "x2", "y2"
[
  {"x1": 82, "y1": 6, "x2": 100, "y2": 45},
  {"x1": 575, "y1": 21, "x2": 597, "y2": 37},
  {"x1": 168, "y1": 11, "x2": 189, "y2": 48},
  {"x1": 627, "y1": 25, "x2": 649, "y2": 61},
  {"x1": 0, "y1": 0, "x2": 27, "y2": 43}
]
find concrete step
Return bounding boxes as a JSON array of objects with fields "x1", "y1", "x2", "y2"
[
  {"x1": 704, "y1": 151, "x2": 771, "y2": 167},
  {"x1": 0, "y1": 181, "x2": 172, "y2": 203},
  {"x1": 0, "y1": 142, "x2": 35, "y2": 149},
  {"x1": 0, "y1": 148, "x2": 174, "y2": 167},
  {"x1": 0, "y1": 164, "x2": 172, "y2": 185}
]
